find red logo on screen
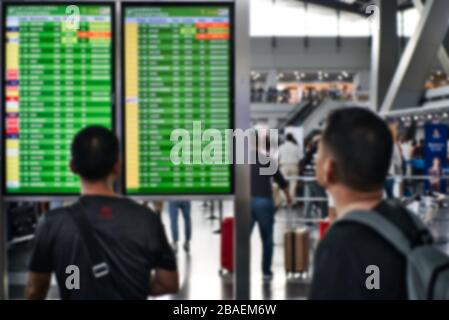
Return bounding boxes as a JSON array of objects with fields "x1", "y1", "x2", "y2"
[
  {"x1": 99, "y1": 206, "x2": 113, "y2": 220},
  {"x1": 6, "y1": 70, "x2": 18, "y2": 80},
  {"x1": 6, "y1": 117, "x2": 19, "y2": 135}
]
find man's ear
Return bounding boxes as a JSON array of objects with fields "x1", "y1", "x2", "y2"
[
  {"x1": 112, "y1": 160, "x2": 121, "y2": 176},
  {"x1": 69, "y1": 160, "x2": 77, "y2": 175},
  {"x1": 325, "y1": 159, "x2": 337, "y2": 185}
]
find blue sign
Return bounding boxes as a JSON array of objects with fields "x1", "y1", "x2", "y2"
[{"x1": 424, "y1": 123, "x2": 448, "y2": 192}]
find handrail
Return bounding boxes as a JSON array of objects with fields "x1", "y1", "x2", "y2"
[
  {"x1": 380, "y1": 100, "x2": 449, "y2": 117},
  {"x1": 380, "y1": 85, "x2": 449, "y2": 117},
  {"x1": 425, "y1": 85, "x2": 449, "y2": 100},
  {"x1": 278, "y1": 100, "x2": 312, "y2": 130}
]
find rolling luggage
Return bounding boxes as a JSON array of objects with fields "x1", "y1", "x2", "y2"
[
  {"x1": 220, "y1": 217, "x2": 234, "y2": 275},
  {"x1": 284, "y1": 228, "x2": 310, "y2": 275}
]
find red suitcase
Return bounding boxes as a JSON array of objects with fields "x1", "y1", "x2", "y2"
[{"x1": 220, "y1": 217, "x2": 234, "y2": 275}]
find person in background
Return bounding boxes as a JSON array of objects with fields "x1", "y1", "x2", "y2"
[
  {"x1": 301, "y1": 133, "x2": 328, "y2": 218},
  {"x1": 341, "y1": 85, "x2": 352, "y2": 101},
  {"x1": 401, "y1": 136, "x2": 414, "y2": 176},
  {"x1": 411, "y1": 140, "x2": 417, "y2": 161},
  {"x1": 310, "y1": 107, "x2": 429, "y2": 299},
  {"x1": 26, "y1": 126, "x2": 178, "y2": 300},
  {"x1": 400, "y1": 136, "x2": 414, "y2": 197},
  {"x1": 429, "y1": 157, "x2": 443, "y2": 192},
  {"x1": 385, "y1": 120, "x2": 403, "y2": 198},
  {"x1": 411, "y1": 139, "x2": 426, "y2": 195},
  {"x1": 414, "y1": 138, "x2": 425, "y2": 159},
  {"x1": 168, "y1": 201, "x2": 192, "y2": 254},
  {"x1": 251, "y1": 133, "x2": 292, "y2": 281},
  {"x1": 278, "y1": 133, "x2": 301, "y2": 203}
]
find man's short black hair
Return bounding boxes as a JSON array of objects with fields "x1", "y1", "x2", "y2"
[
  {"x1": 71, "y1": 126, "x2": 119, "y2": 181},
  {"x1": 322, "y1": 107, "x2": 393, "y2": 191}
]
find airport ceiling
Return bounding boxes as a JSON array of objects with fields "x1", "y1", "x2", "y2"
[{"x1": 296, "y1": 0, "x2": 415, "y2": 16}]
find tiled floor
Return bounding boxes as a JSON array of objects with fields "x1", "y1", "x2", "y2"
[{"x1": 8, "y1": 201, "x2": 311, "y2": 300}]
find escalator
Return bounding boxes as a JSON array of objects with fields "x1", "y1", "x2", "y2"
[
  {"x1": 279, "y1": 99, "x2": 351, "y2": 139},
  {"x1": 278, "y1": 100, "x2": 318, "y2": 130}
]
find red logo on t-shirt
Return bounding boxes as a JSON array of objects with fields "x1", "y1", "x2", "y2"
[{"x1": 99, "y1": 206, "x2": 113, "y2": 220}]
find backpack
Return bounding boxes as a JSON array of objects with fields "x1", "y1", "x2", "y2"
[
  {"x1": 68, "y1": 202, "x2": 122, "y2": 299},
  {"x1": 338, "y1": 208, "x2": 449, "y2": 300}
]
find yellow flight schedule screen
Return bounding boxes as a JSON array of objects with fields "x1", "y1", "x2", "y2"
[
  {"x1": 3, "y1": 4, "x2": 114, "y2": 195},
  {"x1": 124, "y1": 4, "x2": 233, "y2": 195}
]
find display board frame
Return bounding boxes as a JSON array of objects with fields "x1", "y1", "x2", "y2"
[
  {"x1": 0, "y1": 0, "x2": 249, "y2": 300},
  {"x1": 120, "y1": 1, "x2": 235, "y2": 199},
  {"x1": 0, "y1": 0, "x2": 117, "y2": 200}
]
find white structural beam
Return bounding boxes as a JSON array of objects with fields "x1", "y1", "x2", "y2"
[
  {"x1": 413, "y1": 0, "x2": 449, "y2": 75},
  {"x1": 381, "y1": 0, "x2": 449, "y2": 112}
]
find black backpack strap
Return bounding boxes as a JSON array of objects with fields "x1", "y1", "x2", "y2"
[
  {"x1": 339, "y1": 210, "x2": 413, "y2": 256},
  {"x1": 336, "y1": 203, "x2": 433, "y2": 257},
  {"x1": 67, "y1": 200, "x2": 119, "y2": 299},
  {"x1": 385, "y1": 200, "x2": 433, "y2": 247}
]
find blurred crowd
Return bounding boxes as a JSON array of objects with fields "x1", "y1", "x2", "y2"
[{"x1": 251, "y1": 85, "x2": 353, "y2": 104}]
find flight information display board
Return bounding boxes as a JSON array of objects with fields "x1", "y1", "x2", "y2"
[
  {"x1": 2, "y1": 3, "x2": 114, "y2": 195},
  {"x1": 124, "y1": 4, "x2": 233, "y2": 195}
]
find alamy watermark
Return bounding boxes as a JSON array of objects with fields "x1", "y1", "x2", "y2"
[
  {"x1": 65, "y1": 265, "x2": 80, "y2": 290},
  {"x1": 365, "y1": 4, "x2": 379, "y2": 23},
  {"x1": 170, "y1": 121, "x2": 279, "y2": 175},
  {"x1": 65, "y1": 5, "x2": 80, "y2": 31},
  {"x1": 365, "y1": 265, "x2": 380, "y2": 290}
]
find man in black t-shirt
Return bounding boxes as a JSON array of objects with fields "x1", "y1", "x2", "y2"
[
  {"x1": 26, "y1": 126, "x2": 179, "y2": 300},
  {"x1": 309, "y1": 107, "x2": 419, "y2": 300}
]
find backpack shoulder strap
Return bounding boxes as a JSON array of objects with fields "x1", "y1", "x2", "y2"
[
  {"x1": 338, "y1": 210, "x2": 412, "y2": 256},
  {"x1": 68, "y1": 201, "x2": 110, "y2": 278},
  {"x1": 67, "y1": 200, "x2": 120, "y2": 299}
]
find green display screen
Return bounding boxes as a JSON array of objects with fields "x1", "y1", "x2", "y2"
[
  {"x1": 3, "y1": 4, "x2": 114, "y2": 195},
  {"x1": 124, "y1": 5, "x2": 233, "y2": 195}
]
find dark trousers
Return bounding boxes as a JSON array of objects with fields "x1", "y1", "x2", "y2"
[
  {"x1": 251, "y1": 197, "x2": 275, "y2": 276},
  {"x1": 168, "y1": 201, "x2": 192, "y2": 243},
  {"x1": 384, "y1": 178, "x2": 395, "y2": 199}
]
